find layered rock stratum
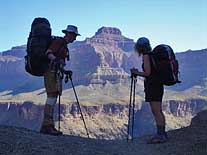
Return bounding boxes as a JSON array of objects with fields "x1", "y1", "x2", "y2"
[{"x1": 0, "y1": 110, "x2": 206, "y2": 155}]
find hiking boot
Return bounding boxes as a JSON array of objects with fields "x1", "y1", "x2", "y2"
[
  {"x1": 52, "y1": 126, "x2": 63, "y2": 135},
  {"x1": 40, "y1": 103, "x2": 63, "y2": 136},
  {"x1": 147, "y1": 134, "x2": 168, "y2": 144},
  {"x1": 164, "y1": 132, "x2": 169, "y2": 140},
  {"x1": 40, "y1": 125, "x2": 62, "y2": 136}
]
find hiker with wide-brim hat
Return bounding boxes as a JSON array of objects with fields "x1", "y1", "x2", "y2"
[
  {"x1": 130, "y1": 37, "x2": 168, "y2": 144},
  {"x1": 40, "y1": 25, "x2": 80, "y2": 136}
]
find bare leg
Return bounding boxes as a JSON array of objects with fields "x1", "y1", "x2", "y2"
[
  {"x1": 149, "y1": 101, "x2": 165, "y2": 126},
  {"x1": 146, "y1": 101, "x2": 168, "y2": 143}
]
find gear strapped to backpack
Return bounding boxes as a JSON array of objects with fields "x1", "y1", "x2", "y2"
[
  {"x1": 150, "y1": 44, "x2": 181, "y2": 86},
  {"x1": 25, "y1": 17, "x2": 52, "y2": 76}
]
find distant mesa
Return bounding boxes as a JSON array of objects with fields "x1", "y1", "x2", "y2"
[
  {"x1": 85, "y1": 26, "x2": 134, "y2": 52},
  {"x1": 0, "y1": 27, "x2": 207, "y2": 92},
  {"x1": 2, "y1": 45, "x2": 26, "y2": 58},
  {"x1": 95, "y1": 27, "x2": 122, "y2": 36}
]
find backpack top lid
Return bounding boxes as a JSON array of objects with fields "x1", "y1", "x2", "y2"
[
  {"x1": 153, "y1": 44, "x2": 173, "y2": 53},
  {"x1": 30, "y1": 17, "x2": 51, "y2": 38},
  {"x1": 31, "y1": 17, "x2": 50, "y2": 27},
  {"x1": 153, "y1": 44, "x2": 175, "y2": 60}
]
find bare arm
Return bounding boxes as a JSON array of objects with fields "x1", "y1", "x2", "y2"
[
  {"x1": 46, "y1": 49, "x2": 56, "y2": 60},
  {"x1": 130, "y1": 55, "x2": 151, "y2": 77},
  {"x1": 139, "y1": 54, "x2": 151, "y2": 77}
]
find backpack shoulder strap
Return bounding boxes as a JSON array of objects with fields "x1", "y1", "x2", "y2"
[
  {"x1": 148, "y1": 53, "x2": 157, "y2": 70},
  {"x1": 50, "y1": 36, "x2": 67, "y2": 50},
  {"x1": 50, "y1": 36, "x2": 69, "y2": 61}
]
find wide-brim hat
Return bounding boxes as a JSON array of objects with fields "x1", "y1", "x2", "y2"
[{"x1": 62, "y1": 25, "x2": 81, "y2": 36}]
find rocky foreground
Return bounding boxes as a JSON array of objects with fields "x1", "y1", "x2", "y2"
[{"x1": 0, "y1": 110, "x2": 207, "y2": 155}]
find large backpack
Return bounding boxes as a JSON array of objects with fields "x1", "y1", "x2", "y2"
[
  {"x1": 25, "y1": 17, "x2": 52, "y2": 76},
  {"x1": 151, "y1": 44, "x2": 181, "y2": 86}
]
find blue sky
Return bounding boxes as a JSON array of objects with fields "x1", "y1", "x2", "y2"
[{"x1": 0, "y1": 0, "x2": 206, "y2": 52}]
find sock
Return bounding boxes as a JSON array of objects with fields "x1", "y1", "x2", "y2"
[{"x1": 46, "y1": 97, "x2": 57, "y2": 106}]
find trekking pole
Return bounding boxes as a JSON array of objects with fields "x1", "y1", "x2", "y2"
[
  {"x1": 127, "y1": 75, "x2": 137, "y2": 142},
  {"x1": 67, "y1": 73, "x2": 90, "y2": 139},
  {"x1": 131, "y1": 77, "x2": 137, "y2": 141},
  {"x1": 58, "y1": 95, "x2": 61, "y2": 132},
  {"x1": 56, "y1": 64, "x2": 64, "y2": 133},
  {"x1": 127, "y1": 75, "x2": 134, "y2": 142}
]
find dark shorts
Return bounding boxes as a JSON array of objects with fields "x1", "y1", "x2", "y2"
[{"x1": 144, "y1": 79, "x2": 164, "y2": 102}]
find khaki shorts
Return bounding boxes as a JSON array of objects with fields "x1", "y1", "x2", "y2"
[{"x1": 44, "y1": 70, "x2": 62, "y2": 96}]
